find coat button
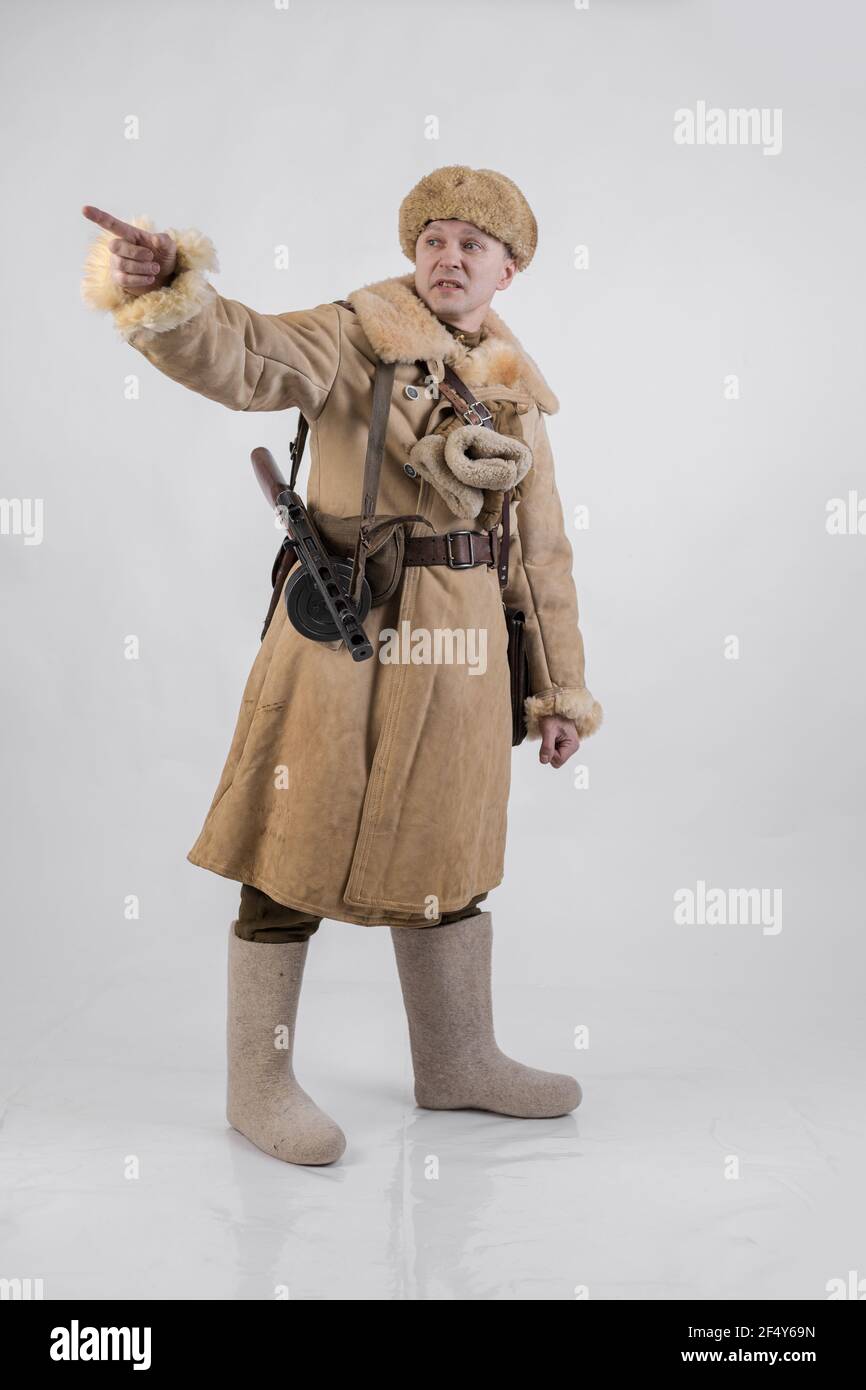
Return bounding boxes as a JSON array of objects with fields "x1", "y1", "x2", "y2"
[
  {"x1": 404, "y1": 463, "x2": 418, "y2": 478},
  {"x1": 404, "y1": 384, "x2": 420, "y2": 400}
]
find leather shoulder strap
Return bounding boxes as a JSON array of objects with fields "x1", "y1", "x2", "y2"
[
  {"x1": 288, "y1": 414, "x2": 309, "y2": 490},
  {"x1": 425, "y1": 359, "x2": 512, "y2": 591},
  {"x1": 348, "y1": 358, "x2": 396, "y2": 606},
  {"x1": 439, "y1": 363, "x2": 494, "y2": 429}
]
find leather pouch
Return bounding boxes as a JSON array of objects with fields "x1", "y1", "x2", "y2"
[
  {"x1": 311, "y1": 511, "x2": 407, "y2": 606},
  {"x1": 503, "y1": 603, "x2": 530, "y2": 746}
]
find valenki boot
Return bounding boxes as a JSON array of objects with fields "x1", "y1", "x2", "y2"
[
  {"x1": 390, "y1": 911, "x2": 581, "y2": 1119},
  {"x1": 226, "y1": 922, "x2": 346, "y2": 1165}
]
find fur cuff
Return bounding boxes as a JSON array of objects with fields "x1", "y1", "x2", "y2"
[
  {"x1": 406, "y1": 425, "x2": 532, "y2": 524},
  {"x1": 524, "y1": 685, "x2": 604, "y2": 740},
  {"x1": 80, "y1": 215, "x2": 219, "y2": 340}
]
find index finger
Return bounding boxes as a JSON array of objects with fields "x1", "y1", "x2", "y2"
[{"x1": 81, "y1": 205, "x2": 152, "y2": 247}]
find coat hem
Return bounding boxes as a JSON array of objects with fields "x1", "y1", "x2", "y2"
[{"x1": 186, "y1": 847, "x2": 502, "y2": 927}]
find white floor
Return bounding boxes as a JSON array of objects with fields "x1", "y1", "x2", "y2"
[{"x1": 1, "y1": 952, "x2": 862, "y2": 1302}]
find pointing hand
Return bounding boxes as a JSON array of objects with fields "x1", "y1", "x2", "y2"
[{"x1": 82, "y1": 205, "x2": 177, "y2": 295}]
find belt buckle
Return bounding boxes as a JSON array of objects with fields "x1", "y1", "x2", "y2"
[
  {"x1": 446, "y1": 530, "x2": 477, "y2": 569},
  {"x1": 462, "y1": 401, "x2": 492, "y2": 427}
]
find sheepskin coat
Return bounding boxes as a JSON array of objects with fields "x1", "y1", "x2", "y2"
[{"x1": 82, "y1": 219, "x2": 603, "y2": 926}]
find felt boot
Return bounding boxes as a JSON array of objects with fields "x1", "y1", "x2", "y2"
[
  {"x1": 390, "y1": 910, "x2": 581, "y2": 1119},
  {"x1": 226, "y1": 922, "x2": 346, "y2": 1165}
]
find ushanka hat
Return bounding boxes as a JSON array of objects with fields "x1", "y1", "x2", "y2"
[{"x1": 398, "y1": 165, "x2": 538, "y2": 272}]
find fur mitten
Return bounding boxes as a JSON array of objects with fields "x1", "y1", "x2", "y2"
[{"x1": 406, "y1": 425, "x2": 532, "y2": 527}]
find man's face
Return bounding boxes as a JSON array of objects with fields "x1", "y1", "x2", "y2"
[{"x1": 414, "y1": 218, "x2": 517, "y2": 327}]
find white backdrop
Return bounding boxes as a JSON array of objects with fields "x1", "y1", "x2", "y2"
[{"x1": 2, "y1": 0, "x2": 864, "y2": 1301}]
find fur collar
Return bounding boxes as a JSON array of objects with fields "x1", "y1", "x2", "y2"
[{"x1": 345, "y1": 273, "x2": 559, "y2": 415}]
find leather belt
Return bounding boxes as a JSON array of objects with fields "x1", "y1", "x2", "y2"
[{"x1": 404, "y1": 527, "x2": 501, "y2": 571}]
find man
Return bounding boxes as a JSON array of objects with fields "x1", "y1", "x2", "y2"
[{"x1": 80, "y1": 165, "x2": 603, "y2": 1167}]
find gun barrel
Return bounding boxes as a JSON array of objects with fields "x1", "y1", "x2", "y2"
[{"x1": 278, "y1": 488, "x2": 374, "y2": 662}]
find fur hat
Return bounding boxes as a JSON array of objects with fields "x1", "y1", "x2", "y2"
[{"x1": 399, "y1": 165, "x2": 538, "y2": 272}]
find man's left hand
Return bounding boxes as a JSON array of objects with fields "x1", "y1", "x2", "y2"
[{"x1": 537, "y1": 715, "x2": 580, "y2": 768}]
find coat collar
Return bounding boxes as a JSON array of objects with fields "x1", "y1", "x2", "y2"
[{"x1": 345, "y1": 273, "x2": 559, "y2": 415}]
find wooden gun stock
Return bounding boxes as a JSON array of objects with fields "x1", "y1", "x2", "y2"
[{"x1": 251, "y1": 446, "x2": 288, "y2": 511}]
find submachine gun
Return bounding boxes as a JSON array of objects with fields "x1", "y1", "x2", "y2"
[
  {"x1": 251, "y1": 444, "x2": 374, "y2": 662},
  {"x1": 250, "y1": 357, "x2": 398, "y2": 661}
]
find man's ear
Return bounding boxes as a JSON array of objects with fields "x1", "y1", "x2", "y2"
[{"x1": 496, "y1": 256, "x2": 518, "y2": 292}]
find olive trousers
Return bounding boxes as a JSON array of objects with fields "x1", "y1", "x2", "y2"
[{"x1": 234, "y1": 884, "x2": 489, "y2": 942}]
